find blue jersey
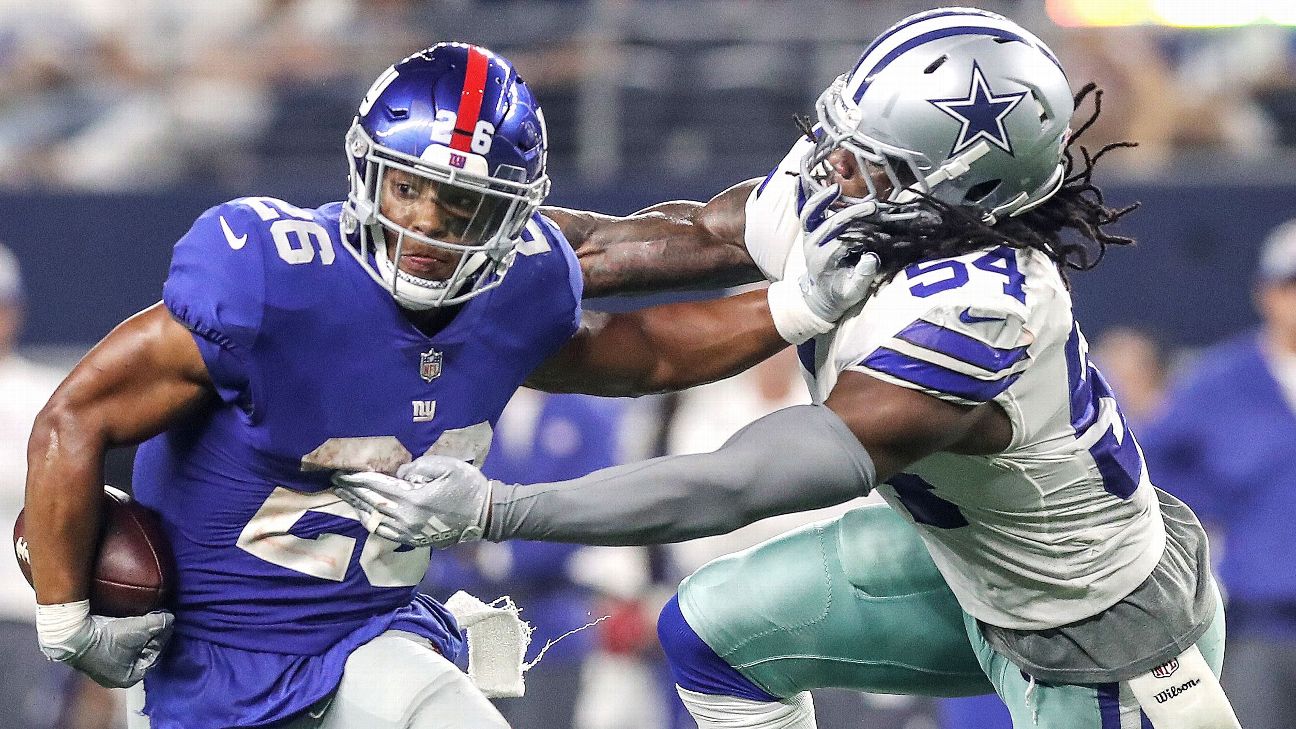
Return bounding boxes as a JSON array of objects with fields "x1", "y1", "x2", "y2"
[{"x1": 132, "y1": 197, "x2": 581, "y2": 728}]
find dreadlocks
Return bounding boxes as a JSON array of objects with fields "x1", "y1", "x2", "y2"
[{"x1": 816, "y1": 84, "x2": 1139, "y2": 286}]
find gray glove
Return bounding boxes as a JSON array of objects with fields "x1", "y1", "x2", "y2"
[
  {"x1": 332, "y1": 456, "x2": 493, "y2": 548},
  {"x1": 797, "y1": 183, "x2": 883, "y2": 322},
  {"x1": 40, "y1": 611, "x2": 174, "y2": 688}
]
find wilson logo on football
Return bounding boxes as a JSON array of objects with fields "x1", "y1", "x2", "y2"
[
  {"x1": 13, "y1": 536, "x2": 29, "y2": 564},
  {"x1": 1152, "y1": 659, "x2": 1179, "y2": 679}
]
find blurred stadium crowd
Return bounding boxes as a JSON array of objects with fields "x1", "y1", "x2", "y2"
[
  {"x1": 4, "y1": 0, "x2": 1296, "y2": 190},
  {"x1": 3, "y1": 1, "x2": 1296, "y2": 728}
]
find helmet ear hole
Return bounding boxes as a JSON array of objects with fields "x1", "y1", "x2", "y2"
[
  {"x1": 1033, "y1": 94, "x2": 1050, "y2": 123},
  {"x1": 965, "y1": 179, "x2": 1003, "y2": 204}
]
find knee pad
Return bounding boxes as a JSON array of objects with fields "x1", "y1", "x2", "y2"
[
  {"x1": 676, "y1": 686, "x2": 816, "y2": 729},
  {"x1": 327, "y1": 631, "x2": 507, "y2": 729},
  {"x1": 658, "y1": 594, "x2": 778, "y2": 703}
]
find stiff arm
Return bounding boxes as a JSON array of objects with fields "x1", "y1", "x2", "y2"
[
  {"x1": 547, "y1": 180, "x2": 763, "y2": 298},
  {"x1": 530, "y1": 181, "x2": 775, "y2": 396},
  {"x1": 530, "y1": 178, "x2": 875, "y2": 396}
]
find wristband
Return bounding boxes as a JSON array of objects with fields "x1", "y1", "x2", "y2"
[
  {"x1": 36, "y1": 599, "x2": 90, "y2": 645},
  {"x1": 767, "y1": 278, "x2": 833, "y2": 345}
]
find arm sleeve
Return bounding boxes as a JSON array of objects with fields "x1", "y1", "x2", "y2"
[
  {"x1": 742, "y1": 138, "x2": 815, "y2": 282},
  {"x1": 486, "y1": 404, "x2": 875, "y2": 545},
  {"x1": 161, "y1": 201, "x2": 267, "y2": 410}
]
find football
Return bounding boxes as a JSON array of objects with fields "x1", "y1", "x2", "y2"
[{"x1": 13, "y1": 485, "x2": 175, "y2": 617}]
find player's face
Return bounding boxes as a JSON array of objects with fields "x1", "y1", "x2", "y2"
[
  {"x1": 825, "y1": 148, "x2": 895, "y2": 201},
  {"x1": 1258, "y1": 279, "x2": 1296, "y2": 341},
  {"x1": 378, "y1": 169, "x2": 476, "y2": 281}
]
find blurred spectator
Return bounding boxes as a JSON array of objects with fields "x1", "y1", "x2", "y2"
[
  {"x1": 0, "y1": 243, "x2": 73, "y2": 729},
  {"x1": 6, "y1": 1, "x2": 1296, "y2": 191},
  {"x1": 0, "y1": 0, "x2": 396, "y2": 190},
  {"x1": 421, "y1": 389, "x2": 636, "y2": 729},
  {"x1": 1090, "y1": 326, "x2": 1171, "y2": 430},
  {"x1": 1166, "y1": 24, "x2": 1289, "y2": 155},
  {"x1": 1050, "y1": 26, "x2": 1180, "y2": 172},
  {"x1": 1141, "y1": 218, "x2": 1296, "y2": 729},
  {"x1": 570, "y1": 546, "x2": 672, "y2": 729}
]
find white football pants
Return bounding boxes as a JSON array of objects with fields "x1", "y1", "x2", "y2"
[
  {"x1": 676, "y1": 686, "x2": 817, "y2": 729},
  {"x1": 126, "y1": 630, "x2": 511, "y2": 729}
]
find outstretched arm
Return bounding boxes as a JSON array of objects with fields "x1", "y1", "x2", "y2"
[
  {"x1": 524, "y1": 289, "x2": 788, "y2": 396},
  {"x1": 483, "y1": 372, "x2": 1004, "y2": 545},
  {"x1": 548, "y1": 180, "x2": 763, "y2": 298},
  {"x1": 333, "y1": 371, "x2": 1011, "y2": 549},
  {"x1": 530, "y1": 183, "x2": 882, "y2": 397}
]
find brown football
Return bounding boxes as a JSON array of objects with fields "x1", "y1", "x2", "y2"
[{"x1": 13, "y1": 485, "x2": 175, "y2": 617}]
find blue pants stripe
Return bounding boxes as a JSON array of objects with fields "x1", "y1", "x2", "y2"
[
  {"x1": 657, "y1": 594, "x2": 778, "y2": 703},
  {"x1": 1097, "y1": 683, "x2": 1122, "y2": 729}
]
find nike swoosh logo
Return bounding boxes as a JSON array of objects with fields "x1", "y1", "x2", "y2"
[
  {"x1": 219, "y1": 215, "x2": 248, "y2": 250},
  {"x1": 958, "y1": 308, "x2": 1005, "y2": 325}
]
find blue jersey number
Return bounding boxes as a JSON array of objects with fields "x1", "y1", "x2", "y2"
[
  {"x1": 905, "y1": 246, "x2": 1025, "y2": 303},
  {"x1": 887, "y1": 474, "x2": 968, "y2": 529},
  {"x1": 1064, "y1": 324, "x2": 1144, "y2": 499}
]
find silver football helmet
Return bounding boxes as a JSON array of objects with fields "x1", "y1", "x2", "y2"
[{"x1": 801, "y1": 8, "x2": 1073, "y2": 226}]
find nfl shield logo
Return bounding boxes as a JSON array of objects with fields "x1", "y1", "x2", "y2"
[
  {"x1": 449, "y1": 152, "x2": 467, "y2": 169},
  {"x1": 1152, "y1": 659, "x2": 1179, "y2": 679},
  {"x1": 419, "y1": 348, "x2": 443, "y2": 382}
]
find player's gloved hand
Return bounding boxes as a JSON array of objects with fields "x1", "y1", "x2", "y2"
[
  {"x1": 36, "y1": 600, "x2": 173, "y2": 688},
  {"x1": 799, "y1": 184, "x2": 883, "y2": 320},
  {"x1": 332, "y1": 456, "x2": 494, "y2": 548},
  {"x1": 768, "y1": 184, "x2": 881, "y2": 344}
]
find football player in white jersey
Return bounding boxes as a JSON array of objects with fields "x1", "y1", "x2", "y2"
[{"x1": 333, "y1": 9, "x2": 1241, "y2": 729}]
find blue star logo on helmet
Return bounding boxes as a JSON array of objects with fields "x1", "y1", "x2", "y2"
[{"x1": 929, "y1": 61, "x2": 1027, "y2": 158}]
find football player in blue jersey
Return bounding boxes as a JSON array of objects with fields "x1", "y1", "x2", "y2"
[
  {"x1": 21, "y1": 43, "x2": 874, "y2": 729},
  {"x1": 334, "y1": 10, "x2": 1243, "y2": 729}
]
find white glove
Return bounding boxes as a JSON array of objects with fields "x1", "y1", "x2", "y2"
[
  {"x1": 37, "y1": 601, "x2": 173, "y2": 689},
  {"x1": 332, "y1": 455, "x2": 493, "y2": 548},
  {"x1": 768, "y1": 184, "x2": 881, "y2": 344},
  {"x1": 798, "y1": 183, "x2": 883, "y2": 321}
]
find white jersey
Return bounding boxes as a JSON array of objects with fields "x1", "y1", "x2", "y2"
[{"x1": 745, "y1": 141, "x2": 1164, "y2": 630}]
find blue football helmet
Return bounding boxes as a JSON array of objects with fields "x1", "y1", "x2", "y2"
[
  {"x1": 800, "y1": 8, "x2": 1072, "y2": 226},
  {"x1": 341, "y1": 43, "x2": 550, "y2": 309}
]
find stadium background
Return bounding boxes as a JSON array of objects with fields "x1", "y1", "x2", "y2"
[{"x1": 2, "y1": 1, "x2": 1295, "y2": 728}]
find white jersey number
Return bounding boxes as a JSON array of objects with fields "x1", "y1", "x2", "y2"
[
  {"x1": 236, "y1": 196, "x2": 337, "y2": 266},
  {"x1": 236, "y1": 425, "x2": 493, "y2": 586},
  {"x1": 235, "y1": 485, "x2": 427, "y2": 586}
]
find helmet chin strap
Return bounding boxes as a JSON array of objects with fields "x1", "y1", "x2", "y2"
[{"x1": 372, "y1": 225, "x2": 487, "y2": 311}]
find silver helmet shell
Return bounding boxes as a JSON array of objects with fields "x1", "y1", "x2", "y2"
[{"x1": 802, "y1": 8, "x2": 1073, "y2": 224}]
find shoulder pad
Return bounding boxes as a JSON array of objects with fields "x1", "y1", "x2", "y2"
[{"x1": 842, "y1": 295, "x2": 1032, "y2": 407}]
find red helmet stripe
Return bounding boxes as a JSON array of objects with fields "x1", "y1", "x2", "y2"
[{"x1": 450, "y1": 47, "x2": 490, "y2": 152}]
